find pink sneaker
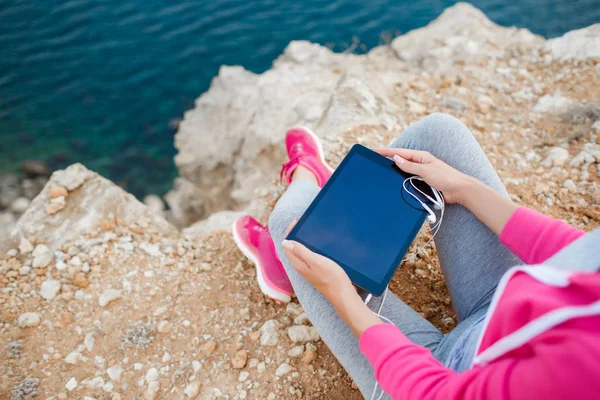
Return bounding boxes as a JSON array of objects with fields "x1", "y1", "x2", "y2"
[
  {"x1": 280, "y1": 126, "x2": 334, "y2": 187},
  {"x1": 232, "y1": 216, "x2": 294, "y2": 303}
]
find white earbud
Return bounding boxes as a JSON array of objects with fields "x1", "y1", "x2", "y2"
[{"x1": 402, "y1": 177, "x2": 439, "y2": 224}]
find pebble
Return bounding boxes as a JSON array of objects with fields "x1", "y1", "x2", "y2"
[
  {"x1": 287, "y1": 345, "x2": 304, "y2": 358},
  {"x1": 592, "y1": 120, "x2": 600, "y2": 132},
  {"x1": 157, "y1": 320, "x2": 172, "y2": 333},
  {"x1": 140, "y1": 242, "x2": 161, "y2": 257},
  {"x1": 146, "y1": 368, "x2": 158, "y2": 383},
  {"x1": 11, "y1": 197, "x2": 31, "y2": 213},
  {"x1": 184, "y1": 381, "x2": 201, "y2": 398},
  {"x1": 287, "y1": 325, "x2": 320, "y2": 343},
  {"x1": 7, "y1": 248, "x2": 18, "y2": 257},
  {"x1": 107, "y1": 365, "x2": 123, "y2": 381},
  {"x1": 570, "y1": 150, "x2": 594, "y2": 167},
  {"x1": 440, "y1": 97, "x2": 467, "y2": 110},
  {"x1": 257, "y1": 362, "x2": 266, "y2": 374},
  {"x1": 542, "y1": 147, "x2": 569, "y2": 167},
  {"x1": 65, "y1": 377, "x2": 78, "y2": 391},
  {"x1": 65, "y1": 351, "x2": 82, "y2": 364},
  {"x1": 201, "y1": 341, "x2": 217, "y2": 354},
  {"x1": 286, "y1": 303, "x2": 303, "y2": 317},
  {"x1": 18, "y1": 312, "x2": 41, "y2": 328},
  {"x1": 19, "y1": 237, "x2": 34, "y2": 254},
  {"x1": 259, "y1": 319, "x2": 280, "y2": 346},
  {"x1": 145, "y1": 381, "x2": 159, "y2": 400},
  {"x1": 293, "y1": 313, "x2": 310, "y2": 325},
  {"x1": 19, "y1": 266, "x2": 32, "y2": 276},
  {"x1": 275, "y1": 363, "x2": 292, "y2": 377},
  {"x1": 99, "y1": 289, "x2": 122, "y2": 307},
  {"x1": 40, "y1": 279, "x2": 62, "y2": 301},
  {"x1": 49, "y1": 186, "x2": 69, "y2": 198},
  {"x1": 192, "y1": 361, "x2": 201, "y2": 372},
  {"x1": 46, "y1": 196, "x2": 66, "y2": 215},
  {"x1": 303, "y1": 343, "x2": 317, "y2": 365},
  {"x1": 231, "y1": 350, "x2": 248, "y2": 369},
  {"x1": 563, "y1": 179, "x2": 577, "y2": 191},
  {"x1": 238, "y1": 371, "x2": 250, "y2": 382},
  {"x1": 32, "y1": 244, "x2": 53, "y2": 268}
]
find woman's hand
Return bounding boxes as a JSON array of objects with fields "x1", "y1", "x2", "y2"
[
  {"x1": 373, "y1": 148, "x2": 473, "y2": 204},
  {"x1": 282, "y1": 220, "x2": 382, "y2": 338}
]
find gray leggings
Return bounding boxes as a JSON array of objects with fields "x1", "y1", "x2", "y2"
[{"x1": 268, "y1": 113, "x2": 520, "y2": 399}]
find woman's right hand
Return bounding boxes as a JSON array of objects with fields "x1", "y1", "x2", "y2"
[{"x1": 372, "y1": 148, "x2": 473, "y2": 205}]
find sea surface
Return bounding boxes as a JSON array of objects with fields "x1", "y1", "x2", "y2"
[{"x1": 1, "y1": 0, "x2": 599, "y2": 197}]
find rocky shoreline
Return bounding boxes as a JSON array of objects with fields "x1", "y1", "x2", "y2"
[{"x1": 1, "y1": 3, "x2": 599, "y2": 399}]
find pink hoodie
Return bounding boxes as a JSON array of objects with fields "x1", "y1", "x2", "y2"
[{"x1": 359, "y1": 207, "x2": 600, "y2": 399}]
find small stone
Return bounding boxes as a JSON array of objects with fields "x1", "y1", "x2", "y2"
[
  {"x1": 73, "y1": 273, "x2": 89, "y2": 288},
  {"x1": 570, "y1": 151, "x2": 594, "y2": 167},
  {"x1": 46, "y1": 196, "x2": 66, "y2": 215},
  {"x1": 49, "y1": 186, "x2": 69, "y2": 198},
  {"x1": 162, "y1": 352, "x2": 171, "y2": 363},
  {"x1": 107, "y1": 365, "x2": 123, "y2": 381},
  {"x1": 533, "y1": 93, "x2": 574, "y2": 113},
  {"x1": 440, "y1": 97, "x2": 467, "y2": 111},
  {"x1": 19, "y1": 266, "x2": 32, "y2": 276},
  {"x1": 144, "y1": 381, "x2": 159, "y2": 400},
  {"x1": 542, "y1": 147, "x2": 569, "y2": 167},
  {"x1": 231, "y1": 350, "x2": 247, "y2": 369},
  {"x1": 192, "y1": 360, "x2": 201, "y2": 372},
  {"x1": 184, "y1": 381, "x2": 200, "y2": 398},
  {"x1": 303, "y1": 344, "x2": 317, "y2": 365},
  {"x1": 157, "y1": 320, "x2": 172, "y2": 333},
  {"x1": 275, "y1": 362, "x2": 292, "y2": 377},
  {"x1": 287, "y1": 325, "x2": 320, "y2": 343},
  {"x1": 65, "y1": 377, "x2": 78, "y2": 391},
  {"x1": 99, "y1": 289, "x2": 122, "y2": 307},
  {"x1": 145, "y1": 368, "x2": 158, "y2": 382},
  {"x1": 7, "y1": 249, "x2": 17, "y2": 257},
  {"x1": 199, "y1": 262, "x2": 212, "y2": 271},
  {"x1": 287, "y1": 345, "x2": 304, "y2": 358},
  {"x1": 32, "y1": 244, "x2": 53, "y2": 268},
  {"x1": 238, "y1": 371, "x2": 249, "y2": 382},
  {"x1": 563, "y1": 179, "x2": 577, "y2": 191},
  {"x1": 19, "y1": 238, "x2": 34, "y2": 254},
  {"x1": 286, "y1": 303, "x2": 303, "y2": 317},
  {"x1": 293, "y1": 313, "x2": 310, "y2": 325},
  {"x1": 40, "y1": 279, "x2": 62, "y2": 301},
  {"x1": 201, "y1": 341, "x2": 216, "y2": 355},
  {"x1": 592, "y1": 120, "x2": 600, "y2": 132},
  {"x1": 257, "y1": 362, "x2": 266, "y2": 373},
  {"x1": 10, "y1": 197, "x2": 31, "y2": 213},
  {"x1": 259, "y1": 319, "x2": 280, "y2": 346},
  {"x1": 65, "y1": 351, "x2": 81, "y2": 364},
  {"x1": 18, "y1": 312, "x2": 41, "y2": 328}
]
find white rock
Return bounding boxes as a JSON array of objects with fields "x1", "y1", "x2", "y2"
[
  {"x1": 161, "y1": 352, "x2": 171, "y2": 363},
  {"x1": 145, "y1": 368, "x2": 158, "y2": 383},
  {"x1": 192, "y1": 360, "x2": 201, "y2": 372},
  {"x1": 259, "y1": 319, "x2": 280, "y2": 346},
  {"x1": 40, "y1": 279, "x2": 61, "y2": 301},
  {"x1": 593, "y1": 120, "x2": 600, "y2": 132},
  {"x1": 65, "y1": 351, "x2": 82, "y2": 364},
  {"x1": 10, "y1": 197, "x2": 31, "y2": 213},
  {"x1": 293, "y1": 313, "x2": 310, "y2": 325},
  {"x1": 19, "y1": 266, "x2": 31, "y2": 276},
  {"x1": 533, "y1": 94, "x2": 574, "y2": 113},
  {"x1": 65, "y1": 377, "x2": 78, "y2": 391},
  {"x1": 18, "y1": 312, "x2": 41, "y2": 328},
  {"x1": 546, "y1": 24, "x2": 600, "y2": 60},
  {"x1": 275, "y1": 362, "x2": 292, "y2": 377},
  {"x1": 287, "y1": 325, "x2": 320, "y2": 343},
  {"x1": 107, "y1": 364, "x2": 123, "y2": 381},
  {"x1": 287, "y1": 345, "x2": 305, "y2": 357},
  {"x1": 84, "y1": 332, "x2": 95, "y2": 352},
  {"x1": 19, "y1": 237, "x2": 34, "y2": 254},
  {"x1": 145, "y1": 381, "x2": 160, "y2": 399},
  {"x1": 32, "y1": 244, "x2": 53, "y2": 268},
  {"x1": 542, "y1": 147, "x2": 569, "y2": 167},
  {"x1": 140, "y1": 242, "x2": 161, "y2": 257},
  {"x1": 238, "y1": 371, "x2": 249, "y2": 382},
  {"x1": 184, "y1": 381, "x2": 201, "y2": 398},
  {"x1": 286, "y1": 303, "x2": 303, "y2": 317},
  {"x1": 257, "y1": 362, "x2": 266, "y2": 373},
  {"x1": 7, "y1": 249, "x2": 17, "y2": 257},
  {"x1": 98, "y1": 289, "x2": 122, "y2": 307},
  {"x1": 563, "y1": 179, "x2": 577, "y2": 191},
  {"x1": 570, "y1": 151, "x2": 595, "y2": 167},
  {"x1": 143, "y1": 195, "x2": 165, "y2": 214},
  {"x1": 583, "y1": 143, "x2": 600, "y2": 161},
  {"x1": 157, "y1": 320, "x2": 172, "y2": 333}
]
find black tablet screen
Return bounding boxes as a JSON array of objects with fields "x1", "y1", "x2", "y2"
[{"x1": 290, "y1": 147, "x2": 426, "y2": 292}]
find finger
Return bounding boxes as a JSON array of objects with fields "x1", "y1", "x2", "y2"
[
  {"x1": 282, "y1": 242, "x2": 310, "y2": 273},
  {"x1": 372, "y1": 148, "x2": 435, "y2": 164},
  {"x1": 285, "y1": 218, "x2": 298, "y2": 236},
  {"x1": 283, "y1": 240, "x2": 321, "y2": 266},
  {"x1": 392, "y1": 154, "x2": 426, "y2": 176}
]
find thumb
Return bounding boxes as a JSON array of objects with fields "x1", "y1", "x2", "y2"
[
  {"x1": 393, "y1": 154, "x2": 425, "y2": 176},
  {"x1": 283, "y1": 240, "x2": 319, "y2": 265}
]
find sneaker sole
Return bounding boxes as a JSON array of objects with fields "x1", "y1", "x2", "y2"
[
  {"x1": 290, "y1": 125, "x2": 335, "y2": 175},
  {"x1": 231, "y1": 224, "x2": 292, "y2": 303}
]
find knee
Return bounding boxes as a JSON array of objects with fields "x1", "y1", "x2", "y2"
[{"x1": 412, "y1": 113, "x2": 473, "y2": 144}]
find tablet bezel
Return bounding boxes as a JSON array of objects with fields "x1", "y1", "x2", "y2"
[{"x1": 286, "y1": 144, "x2": 427, "y2": 296}]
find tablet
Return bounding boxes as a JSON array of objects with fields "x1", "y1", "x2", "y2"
[{"x1": 286, "y1": 144, "x2": 427, "y2": 296}]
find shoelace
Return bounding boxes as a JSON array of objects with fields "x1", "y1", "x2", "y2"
[{"x1": 279, "y1": 157, "x2": 300, "y2": 183}]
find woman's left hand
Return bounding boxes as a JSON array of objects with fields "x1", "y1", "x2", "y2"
[{"x1": 282, "y1": 221, "x2": 356, "y2": 305}]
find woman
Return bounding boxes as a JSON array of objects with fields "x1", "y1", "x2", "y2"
[{"x1": 235, "y1": 113, "x2": 600, "y2": 399}]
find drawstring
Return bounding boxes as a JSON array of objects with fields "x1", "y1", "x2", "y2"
[{"x1": 280, "y1": 158, "x2": 300, "y2": 184}]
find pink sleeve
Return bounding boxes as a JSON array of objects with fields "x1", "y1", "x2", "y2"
[
  {"x1": 499, "y1": 206, "x2": 585, "y2": 264},
  {"x1": 358, "y1": 324, "x2": 591, "y2": 400}
]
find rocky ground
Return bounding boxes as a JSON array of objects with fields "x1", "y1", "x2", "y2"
[{"x1": 1, "y1": 3, "x2": 599, "y2": 399}]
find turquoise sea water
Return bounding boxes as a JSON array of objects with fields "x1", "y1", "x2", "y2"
[{"x1": 1, "y1": 0, "x2": 599, "y2": 197}]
